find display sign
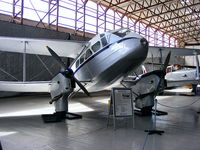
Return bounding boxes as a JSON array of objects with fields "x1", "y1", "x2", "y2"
[{"x1": 112, "y1": 88, "x2": 133, "y2": 117}]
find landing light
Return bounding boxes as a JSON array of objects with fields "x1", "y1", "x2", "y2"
[
  {"x1": 181, "y1": 0, "x2": 189, "y2": 3},
  {"x1": 140, "y1": 38, "x2": 148, "y2": 46}
]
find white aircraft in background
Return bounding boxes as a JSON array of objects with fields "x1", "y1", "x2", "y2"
[
  {"x1": 0, "y1": 28, "x2": 199, "y2": 121},
  {"x1": 143, "y1": 48, "x2": 200, "y2": 93},
  {"x1": 165, "y1": 52, "x2": 200, "y2": 92}
]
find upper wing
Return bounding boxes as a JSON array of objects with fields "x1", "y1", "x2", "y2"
[
  {"x1": 148, "y1": 46, "x2": 200, "y2": 58},
  {"x1": 0, "y1": 36, "x2": 86, "y2": 58}
]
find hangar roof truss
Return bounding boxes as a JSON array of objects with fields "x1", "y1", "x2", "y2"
[{"x1": 92, "y1": 0, "x2": 200, "y2": 45}]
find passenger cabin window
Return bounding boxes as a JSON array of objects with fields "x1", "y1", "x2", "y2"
[
  {"x1": 76, "y1": 59, "x2": 80, "y2": 68},
  {"x1": 85, "y1": 49, "x2": 92, "y2": 60},
  {"x1": 79, "y1": 53, "x2": 85, "y2": 65},
  {"x1": 91, "y1": 41, "x2": 101, "y2": 52}
]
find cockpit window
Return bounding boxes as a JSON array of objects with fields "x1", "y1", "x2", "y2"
[
  {"x1": 85, "y1": 49, "x2": 93, "y2": 60},
  {"x1": 91, "y1": 41, "x2": 101, "y2": 52},
  {"x1": 101, "y1": 37, "x2": 107, "y2": 47},
  {"x1": 100, "y1": 34, "x2": 105, "y2": 38}
]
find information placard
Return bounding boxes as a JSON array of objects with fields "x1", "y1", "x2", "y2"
[{"x1": 112, "y1": 88, "x2": 133, "y2": 117}]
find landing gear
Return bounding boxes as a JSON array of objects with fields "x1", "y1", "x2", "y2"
[
  {"x1": 134, "y1": 94, "x2": 154, "y2": 116},
  {"x1": 134, "y1": 94, "x2": 167, "y2": 116},
  {"x1": 42, "y1": 73, "x2": 83, "y2": 123},
  {"x1": 134, "y1": 106, "x2": 152, "y2": 116},
  {"x1": 42, "y1": 110, "x2": 82, "y2": 123},
  {"x1": 42, "y1": 47, "x2": 89, "y2": 123},
  {"x1": 42, "y1": 91, "x2": 82, "y2": 123}
]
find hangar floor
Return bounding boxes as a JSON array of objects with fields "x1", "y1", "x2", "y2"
[{"x1": 0, "y1": 89, "x2": 200, "y2": 150}]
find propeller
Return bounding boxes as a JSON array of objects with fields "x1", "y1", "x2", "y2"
[
  {"x1": 46, "y1": 46, "x2": 90, "y2": 96},
  {"x1": 46, "y1": 46, "x2": 67, "y2": 69},
  {"x1": 60, "y1": 69, "x2": 90, "y2": 96},
  {"x1": 161, "y1": 51, "x2": 171, "y2": 73},
  {"x1": 155, "y1": 51, "x2": 171, "y2": 94},
  {"x1": 49, "y1": 93, "x2": 63, "y2": 104}
]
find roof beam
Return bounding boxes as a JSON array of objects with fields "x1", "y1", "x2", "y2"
[{"x1": 137, "y1": 2, "x2": 200, "y2": 22}]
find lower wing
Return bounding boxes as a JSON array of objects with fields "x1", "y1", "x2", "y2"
[
  {"x1": 166, "y1": 80, "x2": 200, "y2": 88},
  {"x1": 0, "y1": 81, "x2": 51, "y2": 93}
]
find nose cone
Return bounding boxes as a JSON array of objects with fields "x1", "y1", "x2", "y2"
[
  {"x1": 140, "y1": 38, "x2": 148, "y2": 47},
  {"x1": 123, "y1": 36, "x2": 148, "y2": 60},
  {"x1": 120, "y1": 36, "x2": 148, "y2": 69},
  {"x1": 140, "y1": 37, "x2": 148, "y2": 57},
  {"x1": 129, "y1": 37, "x2": 148, "y2": 61}
]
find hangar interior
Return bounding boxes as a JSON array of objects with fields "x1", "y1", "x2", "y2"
[{"x1": 0, "y1": 0, "x2": 200, "y2": 150}]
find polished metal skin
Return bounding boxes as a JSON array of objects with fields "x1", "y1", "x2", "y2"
[
  {"x1": 0, "y1": 28, "x2": 148, "y2": 94},
  {"x1": 71, "y1": 29, "x2": 148, "y2": 91},
  {"x1": 50, "y1": 73, "x2": 73, "y2": 112},
  {"x1": 1, "y1": 29, "x2": 200, "y2": 94}
]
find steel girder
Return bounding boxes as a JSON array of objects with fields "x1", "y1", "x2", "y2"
[{"x1": 92, "y1": 0, "x2": 200, "y2": 45}]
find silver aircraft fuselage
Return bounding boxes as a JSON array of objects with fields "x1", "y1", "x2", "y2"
[{"x1": 70, "y1": 29, "x2": 148, "y2": 92}]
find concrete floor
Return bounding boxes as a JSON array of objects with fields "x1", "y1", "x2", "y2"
[{"x1": 0, "y1": 90, "x2": 200, "y2": 150}]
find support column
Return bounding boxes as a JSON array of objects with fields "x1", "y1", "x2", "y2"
[
  {"x1": 48, "y1": 0, "x2": 59, "y2": 31},
  {"x1": 12, "y1": 0, "x2": 24, "y2": 24},
  {"x1": 23, "y1": 41, "x2": 27, "y2": 82}
]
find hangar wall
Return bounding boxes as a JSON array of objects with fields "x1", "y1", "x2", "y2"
[
  {"x1": 0, "y1": 20, "x2": 87, "y2": 81},
  {"x1": 185, "y1": 45, "x2": 200, "y2": 66},
  {"x1": 0, "y1": 19, "x2": 90, "y2": 40}
]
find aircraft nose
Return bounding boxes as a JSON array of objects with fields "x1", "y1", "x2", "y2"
[{"x1": 140, "y1": 38, "x2": 148, "y2": 47}]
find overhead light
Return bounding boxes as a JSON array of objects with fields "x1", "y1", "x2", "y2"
[
  {"x1": 185, "y1": 8, "x2": 192, "y2": 14},
  {"x1": 181, "y1": 0, "x2": 189, "y2": 3},
  {"x1": 192, "y1": 14, "x2": 198, "y2": 18}
]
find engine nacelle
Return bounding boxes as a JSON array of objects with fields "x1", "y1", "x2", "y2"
[{"x1": 50, "y1": 73, "x2": 74, "y2": 112}]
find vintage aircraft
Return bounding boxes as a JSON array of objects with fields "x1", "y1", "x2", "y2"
[
  {"x1": 165, "y1": 52, "x2": 200, "y2": 91},
  {"x1": 0, "y1": 28, "x2": 199, "y2": 121},
  {"x1": 145, "y1": 50, "x2": 200, "y2": 92}
]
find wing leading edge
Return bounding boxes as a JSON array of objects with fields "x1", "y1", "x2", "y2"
[
  {"x1": 0, "y1": 81, "x2": 51, "y2": 93},
  {"x1": 0, "y1": 36, "x2": 85, "y2": 58},
  {"x1": 148, "y1": 46, "x2": 200, "y2": 58}
]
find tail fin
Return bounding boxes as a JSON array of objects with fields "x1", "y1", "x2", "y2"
[{"x1": 141, "y1": 65, "x2": 147, "y2": 74}]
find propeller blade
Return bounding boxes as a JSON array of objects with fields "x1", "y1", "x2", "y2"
[
  {"x1": 46, "y1": 46, "x2": 66, "y2": 69},
  {"x1": 49, "y1": 93, "x2": 63, "y2": 104},
  {"x1": 162, "y1": 51, "x2": 171, "y2": 73},
  {"x1": 46, "y1": 46, "x2": 89, "y2": 96},
  {"x1": 72, "y1": 76, "x2": 90, "y2": 96},
  {"x1": 67, "y1": 58, "x2": 71, "y2": 68}
]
